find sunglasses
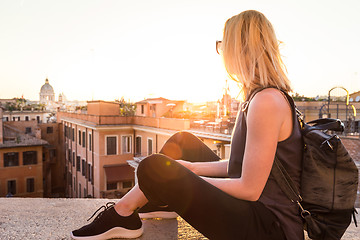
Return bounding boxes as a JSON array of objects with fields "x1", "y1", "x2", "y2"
[{"x1": 216, "y1": 40, "x2": 222, "y2": 54}]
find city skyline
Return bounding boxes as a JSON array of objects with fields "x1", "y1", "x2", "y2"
[{"x1": 1, "y1": 0, "x2": 360, "y2": 103}]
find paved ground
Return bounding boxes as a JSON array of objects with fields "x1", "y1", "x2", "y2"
[{"x1": 0, "y1": 198, "x2": 358, "y2": 240}]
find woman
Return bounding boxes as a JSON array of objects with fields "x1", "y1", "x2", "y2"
[{"x1": 71, "y1": 10, "x2": 303, "y2": 240}]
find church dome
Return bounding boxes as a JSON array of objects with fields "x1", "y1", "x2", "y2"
[
  {"x1": 40, "y1": 78, "x2": 54, "y2": 94},
  {"x1": 39, "y1": 78, "x2": 55, "y2": 103}
]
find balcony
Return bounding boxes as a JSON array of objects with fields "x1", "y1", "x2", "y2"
[{"x1": 0, "y1": 198, "x2": 358, "y2": 239}]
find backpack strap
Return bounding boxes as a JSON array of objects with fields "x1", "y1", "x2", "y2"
[
  {"x1": 272, "y1": 156, "x2": 301, "y2": 203},
  {"x1": 272, "y1": 156, "x2": 310, "y2": 218},
  {"x1": 241, "y1": 87, "x2": 268, "y2": 118},
  {"x1": 303, "y1": 118, "x2": 344, "y2": 135},
  {"x1": 241, "y1": 88, "x2": 309, "y2": 217}
]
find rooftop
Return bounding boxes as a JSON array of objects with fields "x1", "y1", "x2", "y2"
[
  {"x1": 0, "y1": 198, "x2": 358, "y2": 240},
  {"x1": 0, "y1": 124, "x2": 48, "y2": 149}
]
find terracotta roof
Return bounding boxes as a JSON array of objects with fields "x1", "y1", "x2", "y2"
[{"x1": 0, "y1": 124, "x2": 48, "y2": 148}]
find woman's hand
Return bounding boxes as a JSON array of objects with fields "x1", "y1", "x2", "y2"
[{"x1": 176, "y1": 159, "x2": 229, "y2": 177}]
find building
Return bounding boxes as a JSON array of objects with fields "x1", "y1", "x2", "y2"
[
  {"x1": 0, "y1": 106, "x2": 65, "y2": 197},
  {"x1": 350, "y1": 90, "x2": 360, "y2": 102},
  {"x1": 59, "y1": 100, "x2": 230, "y2": 199},
  {"x1": 0, "y1": 107, "x2": 48, "y2": 197},
  {"x1": 0, "y1": 99, "x2": 16, "y2": 106},
  {"x1": 135, "y1": 97, "x2": 186, "y2": 118},
  {"x1": 2, "y1": 110, "x2": 51, "y2": 123},
  {"x1": 39, "y1": 78, "x2": 55, "y2": 103},
  {"x1": 38, "y1": 122, "x2": 65, "y2": 197}
]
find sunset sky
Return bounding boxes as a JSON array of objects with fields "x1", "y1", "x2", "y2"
[{"x1": 0, "y1": 0, "x2": 359, "y2": 103}]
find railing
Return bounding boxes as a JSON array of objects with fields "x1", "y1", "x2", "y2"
[{"x1": 58, "y1": 112, "x2": 191, "y2": 131}]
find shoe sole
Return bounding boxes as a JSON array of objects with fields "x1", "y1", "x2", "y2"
[
  {"x1": 139, "y1": 211, "x2": 178, "y2": 219},
  {"x1": 71, "y1": 226, "x2": 143, "y2": 240}
]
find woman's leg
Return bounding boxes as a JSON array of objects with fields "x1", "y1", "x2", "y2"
[
  {"x1": 137, "y1": 154, "x2": 286, "y2": 240},
  {"x1": 160, "y1": 131, "x2": 221, "y2": 162},
  {"x1": 114, "y1": 184, "x2": 148, "y2": 216},
  {"x1": 139, "y1": 131, "x2": 221, "y2": 218}
]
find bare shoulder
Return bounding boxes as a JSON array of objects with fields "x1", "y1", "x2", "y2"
[{"x1": 249, "y1": 88, "x2": 289, "y2": 113}]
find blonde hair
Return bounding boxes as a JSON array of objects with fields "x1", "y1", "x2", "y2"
[{"x1": 222, "y1": 10, "x2": 291, "y2": 99}]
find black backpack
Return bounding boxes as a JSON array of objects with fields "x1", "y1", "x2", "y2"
[{"x1": 271, "y1": 92, "x2": 359, "y2": 240}]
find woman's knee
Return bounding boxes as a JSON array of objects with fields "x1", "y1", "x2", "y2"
[
  {"x1": 137, "y1": 154, "x2": 169, "y2": 183},
  {"x1": 167, "y1": 131, "x2": 197, "y2": 143},
  {"x1": 137, "y1": 154, "x2": 186, "y2": 186},
  {"x1": 160, "y1": 131, "x2": 198, "y2": 158},
  {"x1": 138, "y1": 154, "x2": 167, "y2": 172}
]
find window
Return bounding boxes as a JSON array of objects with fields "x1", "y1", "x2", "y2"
[
  {"x1": 13, "y1": 116, "x2": 20, "y2": 121},
  {"x1": 82, "y1": 132, "x2": 86, "y2": 148},
  {"x1": 88, "y1": 163, "x2": 91, "y2": 182},
  {"x1": 23, "y1": 151, "x2": 37, "y2": 165},
  {"x1": 79, "y1": 184, "x2": 81, "y2": 198},
  {"x1": 4, "y1": 117, "x2": 8, "y2": 121},
  {"x1": 78, "y1": 130, "x2": 81, "y2": 145},
  {"x1": 82, "y1": 159, "x2": 86, "y2": 176},
  {"x1": 122, "y1": 136, "x2": 132, "y2": 154},
  {"x1": 135, "y1": 136, "x2": 142, "y2": 156},
  {"x1": 25, "y1": 127, "x2": 32, "y2": 134},
  {"x1": 64, "y1": 126, "x2": 68, "y2": 138},
  {"x1": 106, "y1": 136, "x2": 117, "y2": 155},
  {"x1": 26, "y1": 178, "x2": 35, "y2": 193},
  {"x1": 141, "y1": 105, "x2": 144, "y2": 114},
  {"x1": 76, "y1": 156, "x2": 80, "y2": 172},
  {"x1": 25, "y1": 116, "x2": 29, "y2": 121},
  {"x1": 72, "y1": 128, "x2": 75, "y2": 141},
  {"x1": 107, "y1": 182, "x2": 117, "y2": 190},
  {"x1": 36, "y1": 116, "x2": 40, "y2": 123},
  {"x1": 73, "y1": 177, "x2": 76, "y2": 191},
  {"x1": 68, "y1": 150, "x2": 72, "y2": 163},
  {"x1": 68, "y1": 172, "x2": 72, "y2": 186},
  {"x1": 91, "y1": 165, "x2": 94, "y2": 184},
  {"x1": 49, "y1": 149, "x2": 56, "y2": 162},
  {"x1": 4, "y1": 152, "x2": 19, "y2": 167},
  {"x1": 7, "y1": 180, "x2": 16, "y2": 195},
  {"x1": 72, "y1": 152, "x2": 75, "y2": 167},
  {"x1": 122, "y1": 181, "x2": 132, "y2": 189},
  {"x1": 89, "y1": 133, "x2": 92, "y2": 151},
  {"x1": 147, "y1": 138, "x2": 153, "y2": 155},
  {"x1": 47, "y1": 127, "x2": 53, "y2": 134}
]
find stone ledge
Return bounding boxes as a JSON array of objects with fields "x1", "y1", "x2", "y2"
[{"x1": 0, "y1": 198, "x2": 358, "y2": 240}]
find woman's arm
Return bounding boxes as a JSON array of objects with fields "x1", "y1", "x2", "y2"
[
  {"x1": 177, "y1": 159, "x2": 229, "y2": 177},
  {"x1": 202, "y1": 89, "x2": 292, "y2": 201}
]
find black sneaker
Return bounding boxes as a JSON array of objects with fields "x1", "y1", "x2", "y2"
[
  {"x1": 138, "y1": 202, "x2": 178, "y2": 219},
  {"x1": 71, "y1": 202, "x2": 143, "y2": 240}
]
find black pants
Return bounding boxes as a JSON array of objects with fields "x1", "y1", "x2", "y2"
[{"x1": 137, "y1": 131, "x2": 286, "y2": 240}]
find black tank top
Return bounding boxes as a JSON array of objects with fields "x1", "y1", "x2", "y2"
[{"x1": 228, "y1": 89, "x2": 304, "y2": 240}]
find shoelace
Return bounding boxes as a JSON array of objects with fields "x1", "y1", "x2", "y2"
[{"x1": 87, "y1": 202, "x2": 116, "y2": 222}]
